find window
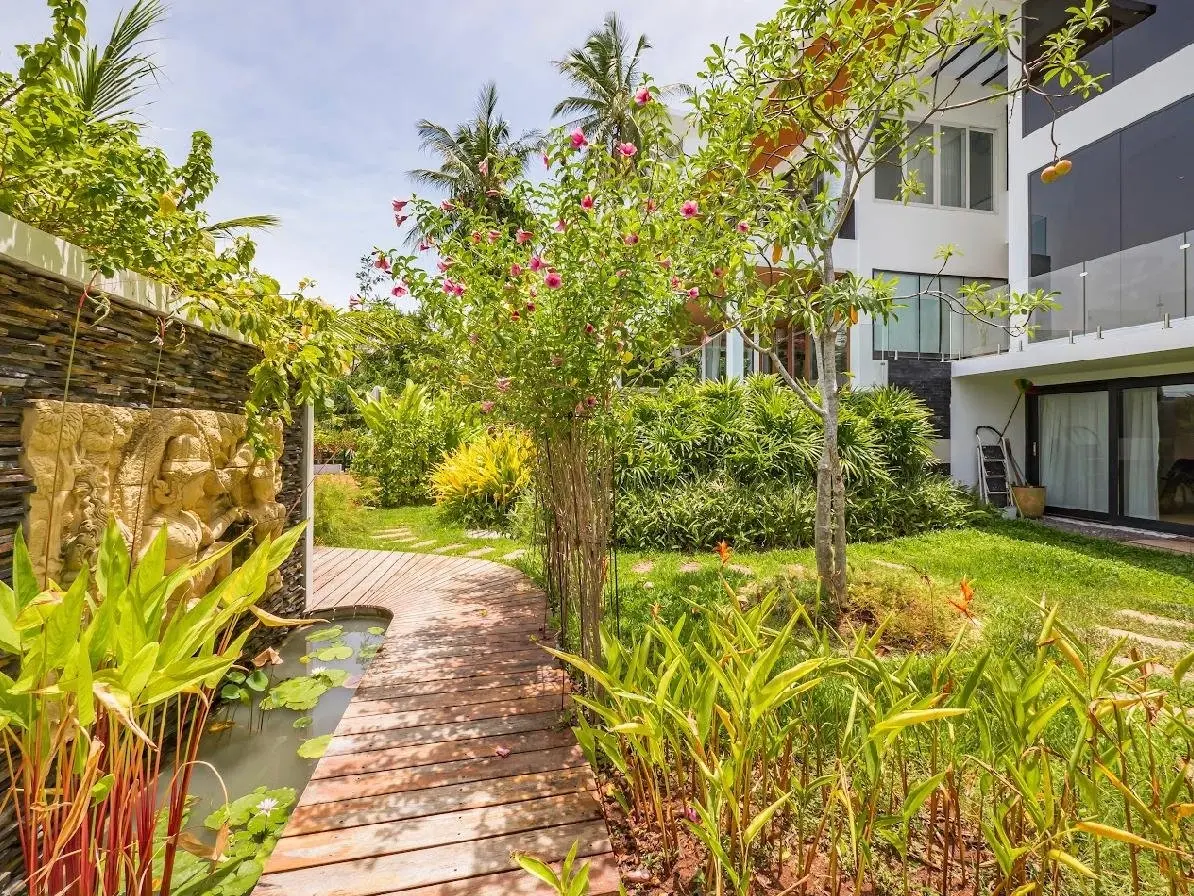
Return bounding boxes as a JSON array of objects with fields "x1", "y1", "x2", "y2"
[
  {"x1": 874, "y1": 121, "x2": 997, "y2": 211},
  {"x1": 872, "y1": 270, "x2": 1010, "y2": 358},
  {"x1": 1023, "y1": 0, "x2": 1194, "y2": 135}
]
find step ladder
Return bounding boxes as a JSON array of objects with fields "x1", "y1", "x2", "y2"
[{"x1": 976, "y1": 426, "x2": 1011, "y2": 508}]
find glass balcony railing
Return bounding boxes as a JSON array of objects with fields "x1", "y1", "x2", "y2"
[{"x1": 1030, "y1": 232, "x2": 1193, "y2": 342}]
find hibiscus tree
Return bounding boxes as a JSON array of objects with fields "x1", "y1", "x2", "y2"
[{"x1": 383, "y1": 87, "x2": 710, "y2": 662}]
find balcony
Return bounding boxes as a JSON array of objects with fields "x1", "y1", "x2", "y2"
[{"x1": 1030, "y1": 232, "x2": 1193, "y2": 342}]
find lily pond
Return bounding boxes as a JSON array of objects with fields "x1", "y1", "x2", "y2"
[{"x1": 161, "y1": 613, "x2": 388, "y2": 892}]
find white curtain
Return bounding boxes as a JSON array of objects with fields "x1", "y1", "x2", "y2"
[
  {"x1": 1123, "y1": 388, "x2": 1161, "y2": 519},
  {"x1": 1040, "y1": 392, "x2": 1109, "y2": 513}
]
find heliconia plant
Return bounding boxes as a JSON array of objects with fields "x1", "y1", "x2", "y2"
[
  {"x1": 554, "y1": 563, "x2": 1194, "y2": 895},
  {"x1": 382, "y1": 80, "x2": 727, "y2": 663},
  {"x1": 0, "y1": 520, "x2": 306, "y2": 896}
]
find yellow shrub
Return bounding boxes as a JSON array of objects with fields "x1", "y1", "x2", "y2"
[{"x1": 431, "y1": 430, "x2": 534, "y2": 527}]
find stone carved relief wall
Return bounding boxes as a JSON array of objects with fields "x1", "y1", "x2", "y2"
[{"x1": 20, "y1": 400, "x2": 286, "y2": 593}]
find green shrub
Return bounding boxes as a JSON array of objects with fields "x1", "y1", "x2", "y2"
[
  {"x1": 613, "y1": 376, "x2": 978, "y2": 549},
  {"x1": 431, "y1": 429, "x2": 534, "y2": 528},
  {"x1": 351, "y1": 380, "x2": 475, "y2": 506},
  {"x1": 313, "y1": 473, "x2": 373, "y2": 545}
]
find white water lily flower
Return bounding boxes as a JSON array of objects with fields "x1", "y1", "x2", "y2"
[
  {"x1": 255, "y1": 797, "x2": 279, "y2": 814},
  {"x1": 310, "y1": 666, "x2": 327, "y2": 676}
]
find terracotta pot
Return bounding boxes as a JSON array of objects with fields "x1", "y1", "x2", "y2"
[{"x1": 1012, "y1": 486, "x2": 1046, "y2": 519}]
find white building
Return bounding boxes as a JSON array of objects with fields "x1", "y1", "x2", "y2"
[{"x1": 695, "y1": 1, "x2": 1194, "y2": 538}]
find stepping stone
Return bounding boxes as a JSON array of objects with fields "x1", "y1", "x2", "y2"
[
  {"x1": 1099, "y1": 627, "x2": 1189, "y2": 653},
  {"x1": 434, "y1": 543, "x2": 467, "y2": 554},
  {"x1": 727, "y1": 564, "x2": 755, "y2": 577},
  {"x1": 631, "y1": 561, "x2": 654, "y2": 575},
  {"x1": 466, "y1": 529, "x2": 505, "y2": 540},
  {"x1": 502, "y1": 549, "x2": 527, "y2": 561},
  {"x1": 1113, "y1": 609, "x2": 1194, "y2": 633},
  {"x1": 410, "y1": 540, "x2": 437, "y2": 549},
  {"x1": 466, "y1": 547, "x2": 495, "y2": 557},
  {"x1": 678, "y1": 562, "x2": 702, "y2": 574},
  {"x1": 374, "y1": 529, "x2": 411, "y2": 537}
]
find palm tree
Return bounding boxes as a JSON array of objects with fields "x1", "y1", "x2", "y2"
[
  {"x1": 408, "y1": 81, "x2": 541, "y2": 225},
  {"x1": 65, "y1": 0, "x2": 166, "y2": 122},
  {"x1": 553, "y1": 13, "x2": 682, "y2": 153}
]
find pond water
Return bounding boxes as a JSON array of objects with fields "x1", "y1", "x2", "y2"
[{"x1": 172, "y1": 613, "x2": 388, "y2": 844}]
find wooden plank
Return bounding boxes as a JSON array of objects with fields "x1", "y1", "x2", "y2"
[
  {"x1": 312, "y1": 727, "x2": 577, "y2": 780},
  {"x1": 325, "y1": 710, "x2": 571, "y2": 757},
  {"x1": 344, "y1": 679, "x2": 566, "y2": 718},
  {"x1": 354, "y1": 667, "x2": 562, "y2": 702},
  {"x1": 286, "y1": 765, "x2": 597, "y2": 835},
  {"x1": 266, "y1": 792, "x2": 604, "y2": 871},
  {"x1": 299, "y1": 745, "x2": 588, "y2": 805},
  {"x1": 255, "y1": 820, "x2": 613, "y2": 896},
  {"x1": 334, "y1": 695, "x2": 570, "y2": 737}
]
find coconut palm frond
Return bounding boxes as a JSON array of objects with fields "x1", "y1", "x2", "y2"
[
  {"x1": 204, "y1": 214, "x2": 281, "y2": 238},
  {"x1": 65, "y1": 0, "x2": 166, "y2": 122}
]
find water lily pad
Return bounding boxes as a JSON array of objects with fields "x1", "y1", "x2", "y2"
[
  {"x1": 260, "y1": 676, "x2": 330, "y2": 711},
  {"x1": 317, "y1": 668, "x2": 349, "y2": 688},
  {"x1": 367, "y1": 626, "x2": 386, "y2": 636},
  {"x1": 358, "y1": 643, "x2": 381, "y2": 662},
  {"x1": 313, "y1": 643, "x2": 353, "y2": 662},
  {"x1": 306, "y1": 625, "x2": 344, "y2": 644},
  {"x1": 297, "y1": 734, "x2": 332, "y2": 760},
  {"x1": 292, "y1": 715, "x2": 313, "y2": 729}
]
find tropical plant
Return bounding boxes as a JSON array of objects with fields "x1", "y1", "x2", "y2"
[
  {"x1": 0, "y1": 520, "x2": 305, "y2": 896},
  {"x1": 1, "y1": 0, "x2": 389, "y2": 452},
  {"x1": 688, "y1": 0, "x2": 1110, "y2": 606},
  {"x1": 553, "y1": 13, "x2": 683, "y2": 154},
  {"x1": 386, "y1": 93, "x2": 699, "y2": 663},
  {"x1": 613, "y1": 377, "x2": 976, "y2": 549},
  {"x1": 63, "y1": 0, "x2": 164, "y2": 122},
  {"x1": 514, "y1": 841, "x2": 592, "y2": 896},
  {"x1": 350, "y1": 381, "x2": 476, "y2": 506},
  {"x1": 408, "y1": 80, "x2": 541, "y2": 227},
  {"x1": 430, "y1": 428, "x2": 534, "y2": 528},
  {"x1": 312, "y1": 473, "x2": 373, "y2": 545},
  {"x1": 558, "y1": 570, "x2": 1194, "y2": 895}
]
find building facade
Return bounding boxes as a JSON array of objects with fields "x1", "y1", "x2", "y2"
[
  {"x1": 690, "y1": 2, "x2": 1194, "y2": 537},
  {"x1": 951, "y1": 0, "x2": 1194, "y2": 536}
]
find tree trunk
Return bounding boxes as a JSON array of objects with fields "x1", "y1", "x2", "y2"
[
  {"x1": 814, "y1": 327, "x2": 848, "y2": 611},
  {"x1": 534, "y1": 424, "x2": 611, "y2": 666}
]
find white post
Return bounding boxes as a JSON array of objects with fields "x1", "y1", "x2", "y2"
[{"x1": 302, "y1": 402, "x2": 315, "y2": 607}]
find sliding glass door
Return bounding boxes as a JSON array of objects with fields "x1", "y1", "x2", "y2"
[
  {"x1": 1123, "y1": 383, "x2": 1194, "y2": 527},
  {"x1": 1031, "y1": 375, "x2": 1194, "y2": 533},
  {"x1": 1038, "y1": 392, "x2": 1109, "y2": 513}
]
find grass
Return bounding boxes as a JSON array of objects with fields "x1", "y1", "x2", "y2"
[{"x1": 319, "y1": 497, "x2": 1194, "y2": 654}]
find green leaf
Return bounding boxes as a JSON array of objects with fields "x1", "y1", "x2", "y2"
[
  {"x1": 11, "y1": 526, "x2": 40, "y2": 611},
  {"x1": 246, "y1": 669, "x2": 270, "y2": 692},
  {"x1": 292, "y1": 715, "x2": 313, "y2": 729},
  {"x1": 313, "y1": 643, "x2": 352, "y2": 661},
  {"x1": 297, "y1": 734, "x2": 332, "y2": 759},
  {"x1": 96, "y1": 520, "x2": 131, "y2": 601},
  {"x1": 306, "y1": 626, "x2": 343, "y2": 644}
]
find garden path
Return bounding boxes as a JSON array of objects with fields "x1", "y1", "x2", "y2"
[{"x1": 254, "y1": 547, "x2": 621, "y2": 896}]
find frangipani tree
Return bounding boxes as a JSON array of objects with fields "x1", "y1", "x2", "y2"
[
  {"x1": 690, "y1": 0, "x2": 1108, "y2": 604},
  {"x1": 385, "y1": 87, "x2": 710, "y2": 662}
]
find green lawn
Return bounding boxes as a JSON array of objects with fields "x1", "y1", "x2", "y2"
[{"x1": 322, "y1": 504, "x2": 1194, "y2": 653}]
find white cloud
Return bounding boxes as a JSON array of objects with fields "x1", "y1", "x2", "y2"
[{"x1": 5, "y1": 0, "x2": 778, "y2": 304}]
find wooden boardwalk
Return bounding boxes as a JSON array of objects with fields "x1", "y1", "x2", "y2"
[{"x1": 254, "y1": 547, "x2": 621, "y2": 896}]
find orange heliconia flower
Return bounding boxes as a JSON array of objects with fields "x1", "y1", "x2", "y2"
[
  {"x1": 715, "y1": 541, "x2": 732, "y2": 566},
  {"x1": 950, "y1": 576, "x2": 976, "y2": 619}
]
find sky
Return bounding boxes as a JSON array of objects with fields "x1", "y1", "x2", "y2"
[{"x1": 5, "y1": 1, "x2": 778, "y2": 306}]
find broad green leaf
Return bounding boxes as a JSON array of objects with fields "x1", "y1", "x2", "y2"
[{"x1": 297, "y1": 734, "x2": 331, "y2": 759}]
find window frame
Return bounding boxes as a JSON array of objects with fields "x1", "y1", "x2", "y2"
[
  {"x1": 873, "y1": 120, "x2": 1000, "y2": 213},
  {"x1": 870, "y1": 268, "x2": 1010, "y2": 360}
]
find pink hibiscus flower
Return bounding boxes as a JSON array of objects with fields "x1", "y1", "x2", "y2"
[
  {"x1": 570, "y1": 129, "x2": 588, "y2": 149},
  {"x1": 581, "y1": 195, "x2": 595, "y2": 211},
  {"x1": 617, "y1": 142, "x2": 637, "y2": 158},
  {"x1": 516, "y1": 229, "x2": 533, "y2": 244},
  {"x1": 544, "y1": 271, "x2": 563, "y2": 289},
  {"x1": 634, "y1": 86, "x2": 653, "y2": 106},
  {"x1": 529, "y1": 255, "x2": 544, "y2": 272},
  {"x1": 682, "y1": 200, "x2": 699, "y2": 219}
]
